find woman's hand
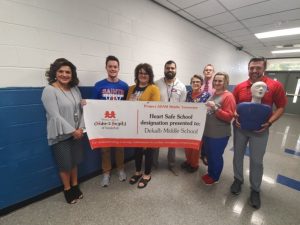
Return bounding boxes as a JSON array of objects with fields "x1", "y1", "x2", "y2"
[{"x1": 205, "y1": 101, "x2": 217, "y2": 111}]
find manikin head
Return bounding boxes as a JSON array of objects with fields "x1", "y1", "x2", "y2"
[{"x1": 251, "y1": 81, "x2": 267, "y2": 103}]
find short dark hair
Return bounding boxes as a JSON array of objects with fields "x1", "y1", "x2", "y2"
[
  {"x1": 134, "y1": 63, "x2": 154, "y2": 85},
  {"x1": 45, "y1": 58, "x2": 79, "y2": 87},
  {"x1": 248, "y1": 57, "x2": 267, "y2": 69},
  {"x1": 106, "y1": 55, "x2": 120, "y2": 67},
  {"x1": 190, "y1": 74, "x2": 204, "y2": 85},
  {"x1": 164, "y1": 60, "x2": 176, "y2": 68}
]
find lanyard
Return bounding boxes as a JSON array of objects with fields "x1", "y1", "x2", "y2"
[
  {"x1": 58, "y1": 86, "x2": 80, "y2": 126},
  {"x1": 165, "y1": 79, "x2": 175, "y2": 102}
]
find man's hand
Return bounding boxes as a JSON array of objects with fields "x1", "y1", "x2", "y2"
[
  {"x1": 255, "y1": 121, "x2": 271, "y2": 133},
  {"x1": 234, "y1": 111, "x2": 241, "y2": 128},
  {"x1": 73, "y1": 128, "x2": 83, "y2": 139}
]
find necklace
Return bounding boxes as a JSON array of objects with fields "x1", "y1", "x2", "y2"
[{"x1": 56, "y1": 83, "x2": 79, "y2": 126}]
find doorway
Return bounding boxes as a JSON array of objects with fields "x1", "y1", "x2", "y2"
[{"x1": 267, "y1": 71, "x2": 300, "y2": 115}]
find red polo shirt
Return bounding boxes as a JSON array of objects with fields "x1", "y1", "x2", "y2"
[{"x1": 233, "y1": 76, "x2": 287, "y2": 108}]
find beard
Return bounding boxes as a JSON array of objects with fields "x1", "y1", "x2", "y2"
[{"x1": 164, "y1": 71, "x2": 176, "y2": 80}]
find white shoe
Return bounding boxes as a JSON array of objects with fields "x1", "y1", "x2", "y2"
[
  {"x1": 101, "y1": 174, "x2": 110, "y2": 187},
  {"x1": 118, "y1": 170, "x2": 127, "y2": 182}
]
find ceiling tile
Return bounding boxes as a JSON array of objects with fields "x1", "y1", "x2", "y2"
[
  {"x1": 242, "y1": 8, "x2": 300, "y2": 28},
  {"x1": 205, "y1": 27, "x2": 221, "y2": 34},
  {"x1": 231, "y1": 35, "x2": 258, "y2": 42},
  {"x1": 214, "y1": 21, "x2": 244, "y2": 32},
  {"x1": 201, "y1": 12, "x2": 236, "y2": 26},
  {"x1": 184, "y1": 0, "x2": 226, "y2": 19},
  {"x1": 248, "y1": 19, "x2": 300, "y2": 33},
  {"x1": 153, "y1": 0, "x2": 180, "y2": 11},
  {"x1": 193, "y1": 19, "x2": 210, "y2": 28},
  {"x1": 232, "y1": 0, "x2": 300, "y2": 20},
  {"x1": 223, "y1": 28, "x2": 252, "y2": 37},
  {"x1": 167, "y1": 0, "x2": 207, "y2": 9},
  {"x1": 176, "y1": 10, "x2": 196, "y2": 21},
  {"x1": 218, "y1": 0, "x2": 267, "y2": 10}
]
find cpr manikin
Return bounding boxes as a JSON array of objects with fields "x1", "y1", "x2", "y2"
[
  {"x1": 236, "y1": 81, "x2": 272, "y2": 131},
  {"x1": 251, "y1": 81, "x2": 267, "y2": 103}
]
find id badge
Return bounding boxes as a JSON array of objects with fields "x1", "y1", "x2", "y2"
[{"x1": 74, "y1": 113, "x2": 79, "y2": 123}]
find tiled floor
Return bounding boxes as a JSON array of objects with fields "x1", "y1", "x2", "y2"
[{"x1": 1, "y1": 114, "x2": 300, "y2": 225}]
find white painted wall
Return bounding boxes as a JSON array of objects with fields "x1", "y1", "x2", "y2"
[{"x1": 0, "y1": 0, "x2": 250, "y2": 88}]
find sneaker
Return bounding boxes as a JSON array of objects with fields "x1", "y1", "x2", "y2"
[
  {"x1": 101, "y1": 174, "x2": 110, "y2": 187},
  {"x1": 118, "y1": 170, "x2": 127, "y2": 182},
  {"x1": 201, "y1": 174, "x2": 218, "y2": 185},
  {"x1": 230, "y1": 178, "x2": 242, "y2": 195},
  {"x1": 249, "y1": 190, "x2": 261, "y2": 209}
]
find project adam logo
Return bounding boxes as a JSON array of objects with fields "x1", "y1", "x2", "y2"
[{"x1": 93, "y1": 110, "x2": 127, "y2": 130}]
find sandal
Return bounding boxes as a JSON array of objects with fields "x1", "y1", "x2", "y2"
[
  {"x1": 64, "y1": 189, "x2": 77, "y2": 204},
  {"x1": 137, "y1": 176, "x2": 151, "y2": 189},
  {"x1": 72, "y1": 185, "x2": 83, "y2": 199},
  {"x1": 129, "y1": 174, "x2": 143, "y2": 185}
]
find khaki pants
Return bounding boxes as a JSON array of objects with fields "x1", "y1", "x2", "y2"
[{"x1": 101, "y1": 147, "x2": 124, "y2": 173}]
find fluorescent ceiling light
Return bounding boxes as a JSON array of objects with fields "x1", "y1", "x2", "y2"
[
  {"x1": 276, "y1": 44, "x2": 300, "y2": 48},
  {"x1": 255, "y1": 27, "x2": 300, "y2": 39},
  {"x1": 272, "y1": 49, "x2": 300, "y2": 54}
]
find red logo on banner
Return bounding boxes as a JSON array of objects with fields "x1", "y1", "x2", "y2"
[{"x1": 104, "y1": 111, "x2": 116, "y2": 118}]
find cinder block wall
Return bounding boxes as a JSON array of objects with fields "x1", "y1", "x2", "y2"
[{"x1": 0, "y1": 0, "x2": 250, "y2": 210}]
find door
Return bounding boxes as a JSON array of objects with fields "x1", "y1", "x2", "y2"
[{"x1": 267, "y1": 72, "x2": 300, "y2": 115}]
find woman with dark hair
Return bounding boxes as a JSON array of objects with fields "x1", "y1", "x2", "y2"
[
  {"x1": 127, "y1": 63, "x2": 160, "y2": 188},
  {"x1": 41, "y1": 58, "x2": 84, "y2": 204},
  {"x1": 201, "y1": 72, "x2": 236, "y2": 185},
  {"x1": 181, "y1": 75, "x2": 210, "y2": 173}
]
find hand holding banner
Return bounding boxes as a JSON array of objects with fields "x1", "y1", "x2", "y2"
[{"x1": 83, "y1": 100, "x2": 207, "y2": 149}]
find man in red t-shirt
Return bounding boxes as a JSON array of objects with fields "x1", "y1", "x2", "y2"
[{"x1": 231, "y1": 57, "x2": 287, "y2": 209}]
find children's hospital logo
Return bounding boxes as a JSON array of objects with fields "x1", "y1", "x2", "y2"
[
  {"x1": 93, "y1": 110, "x2": 126, "y2": 130},
  {"x1": 104, "y1": 111, "x2": 116, "y2": 119}
]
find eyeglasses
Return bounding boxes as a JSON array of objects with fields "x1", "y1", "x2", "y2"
[{"x1": 213, "y1": 80, "x2": 224, "y2": 83}]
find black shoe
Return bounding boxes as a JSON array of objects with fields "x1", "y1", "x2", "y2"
[
  {"x1": 180, "y1": 161, "x2": 189, "y2": 170},
  {"x1": 230, "y1": 178, "x2": 242, "y2": 195},
  {"x1": 72, "y1": 185, "x2": 83, "y2": 199},
  {"x1": 186, "y1": 165, "x2": 198, "y2": 173},
  {"x1": 249, "y1": 190, "x2": 261, "y2": 209},
  {"x1": 64, "y1": 189, "x2": 77, "y2": 204}
]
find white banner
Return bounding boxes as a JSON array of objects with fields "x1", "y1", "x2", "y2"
[{"x1": 84, "y1": 100, "x2": 207, "y2": 149}]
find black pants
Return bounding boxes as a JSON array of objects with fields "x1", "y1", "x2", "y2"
[{"x1": 135, "y1": 148, "x2": 153, "y2": 175}]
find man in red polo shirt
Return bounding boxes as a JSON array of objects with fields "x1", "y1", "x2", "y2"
[{"x1": 230, "y1": 57, "x2": 287, "y2": 209}]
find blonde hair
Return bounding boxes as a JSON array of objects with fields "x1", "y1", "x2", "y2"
[{"x1": 213, "y1": 72, "x2": 229, "y2": 90}]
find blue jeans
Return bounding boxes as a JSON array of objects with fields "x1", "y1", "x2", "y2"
[{"x1": 202, "y1": 136, "x2": 229, "y2": 181}]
